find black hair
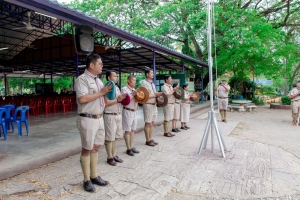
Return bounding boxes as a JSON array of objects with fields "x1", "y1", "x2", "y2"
[
  {"x1": 293, "y1": 83, "x2": 297, "y2": 87},
  {"x1": 297, "y1": 80, "x2": 300, "y2": 83},
  {"x1": 106, "y1": 70, "x2": 116, "y2": 81},
  {"x1": 85, "y1": 53, "x2": 101, "y2": 68},
  {"x1": 164, "y1": 75, "x2": 171, "y2": 82},
  {"x1": 145, "y1": 68, "x2": 153, "y2": 76},
  {"x1": 173, "y1": 82, "x2": 179, "y2": 88},
  {"x1": 183, "y1": 83, "x2": 188, "y2": 89},
  {"x1": 127, "y1": 74, "x2": 136, "y2": 80}
]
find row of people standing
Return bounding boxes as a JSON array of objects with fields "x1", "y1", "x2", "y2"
[{"x1": 74, "y1": 53, "x2": 199, "y2": 193}]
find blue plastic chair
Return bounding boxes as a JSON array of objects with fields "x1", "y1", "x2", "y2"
[
  {"x1": 7, "y1": 106, "x2": 30, "y2": 137},
  {"x1": 2, "y1": 104, "x2": 15, "y2": 131},
  {"x1": 0, "y1": 108, "x2": 7, "y2": 140}
]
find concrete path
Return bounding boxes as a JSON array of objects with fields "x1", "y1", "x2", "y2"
[{"x1": 1, "y1": 104, "x2": 300, "y2": 199}]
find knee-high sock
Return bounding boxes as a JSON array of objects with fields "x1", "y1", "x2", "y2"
[
  {"x1": 144, "y1": 126, "x2": 150, "y2": 142},
  {"x1": 90, "y1": 152, "x2": 98, "y2": 179},
  {"x1": 150, "y1": 126, "x2": 154, "y2": 140},
  {"x1": 130, "y1": 133, "x2": 134, "y2": 149},
  {"x1": 293, "y1": 113, "x2": 297, "y2": 122},
  {"x1": 80, "y1": 155, "x2": 90, "y2": 182},
  {"x1": 105, "y1": 141, "x2": 113, "y2": 159},
  {"x1": 112, "y1": 140, "x2": 117, "y2": 157},
  {"x1": 163, "y1": 121, "x2": 168, "y2": 133},
  {"x1": 224, "y1": 111, "x2": 227, "y2": 120},
  {"x1": 124, "y1": 134, "x2": 131, "y2": 149},
  {"x1": 166, "y1": 121, "x2": 170, "y2": 132}
]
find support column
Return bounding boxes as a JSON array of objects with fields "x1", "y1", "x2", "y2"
[
  {"x1": 119, "y1": 51, "x2": 122, "y2": 87},
  {"x1": 76, "y1": 53, "x2": 79, "y2": 78},
  {"x1": 152, "y1": 50, "x2": 156, "y2": 85},
  {"x1": 4, "y1": 74, "x2": 7, "y2": 96},
  {"x1": 201, "y1": 66, "x2": 204, "y2": 103},
  {"x1": 182, "y1": 62, "x2": 185, "y2": 74}
]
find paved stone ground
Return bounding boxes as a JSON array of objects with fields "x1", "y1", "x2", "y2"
[{"x1": 1, "y1": 105, "x2": 300, "y2": 200}]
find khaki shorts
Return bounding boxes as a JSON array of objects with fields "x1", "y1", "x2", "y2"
[
  {"x1": 173, "y1": 103, "x2": 180, "y2": 120},
  {"x1": 122, "y1": 109, "x2": 137, "y2": 131},
  {"x1": 76, "y1": 116, "x2": 105, "y2": 150},
  {"x1": 292, "y1": 101, "x2": 300, "y2": 113},
  {"x1": 142, "y1": 104, "x2": 157, "y2": 123},
  {"x1": 163, "y1": 104, "x2": 174, "y2": 121},
  {"x1": 218, "y1": 98, "x2": 228, "y2": 110},
  {"x1": 103, "y1": 114, "x2": 123, "y2": 141}
]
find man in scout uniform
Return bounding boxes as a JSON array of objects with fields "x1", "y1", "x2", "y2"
[
  {"x1": 75, "y1": 53, "x2": 124, "y2": 192},
  {"x1": 288, "y1": 81, "x2": 300, "y2": 126},
  {"x1": 217, "y1": 79, "x2": 230, "y2": 123},
  {"x1": 121, "y1": 75, "x2": 141, "y2": 156},
  {"x1": 172, "y1": 82, "x2": 183, "y2": 132},
  {"x1": 141, "y1": 68, "x2": 162, "y2": 146},
  {"x1": 103, "y1": 70, "x2": 126, "y2": 166},
  {"x1": 162, "y1": 75, "x2": 179, "y2": 137}
]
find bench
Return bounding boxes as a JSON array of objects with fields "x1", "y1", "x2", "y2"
[
  {"x1": 244, "y1": 105, "x2": 257, "y2": 112},
  {"x1": 228, "y1": 105, "x2": 245, "y2": 112}
]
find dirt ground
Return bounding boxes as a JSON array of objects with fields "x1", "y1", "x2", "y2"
[{"x1": 193, "y1": 104, "x2": 300, "y2": 158}]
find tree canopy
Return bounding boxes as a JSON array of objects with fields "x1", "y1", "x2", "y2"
[{"x1": 70, "y1": 0, "x2": 300, "y2": 90}]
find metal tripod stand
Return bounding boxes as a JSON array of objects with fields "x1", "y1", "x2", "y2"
[{"x1": 198, "y1": 0, "x2": 227, "y2": 158}]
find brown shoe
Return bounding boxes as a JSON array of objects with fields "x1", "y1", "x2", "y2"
[
  {"x1": 146, "y1": 141, "x2": 156, "y2": 146},
  {"x1": 164, "y1": 132, "x2": 173, "y2": 137},
  {"x1": 151, "y1": 139, "x2": 158, "y2": 145},
  {"x1": 168, "y1": 132, "x2": 175, "y2": 136},
  {"x1": 107, "y1": 157, "x2": 117, "y2": 166},
  {"x1": 114, "y1": 156, "x2": 123, "y2": 163}
]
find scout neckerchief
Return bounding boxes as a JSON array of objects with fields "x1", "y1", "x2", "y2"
[
  {"x1": 84, "y1": 69, "x2": 105, "y2": 109},
  {"x1": 126, "y1": 84, "x2": 138, "y2": 109},
  {"x1": 145, "y1": 79, "x2": 156, "y2": 93}
]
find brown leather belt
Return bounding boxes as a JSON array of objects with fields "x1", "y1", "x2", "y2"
[
  {"x1": 293, "y1": 100, "x2": 300, "y2": 102},
  {"x1": 123, "y1": 107, "x2": 135, "y2": 112},
  {"x1": 104, "y1": 112, "x2": 120, "y2": 116},
  {"x1": 145, "y1": 103, "x2": 156, "y2": 105},
  {"x1": 219, "y1": 97, "x2": 228, "y2": 99},
  {"x1": 168, "y1": 103, "x2": 174, "y2": 104},
  {"x1": 79, "y1": 113, "x2": 102, "y2": 119}
]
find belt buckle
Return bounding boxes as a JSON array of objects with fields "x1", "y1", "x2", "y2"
[{"x1": 96, "y1": 114, "x2": 102, "y2": 119}]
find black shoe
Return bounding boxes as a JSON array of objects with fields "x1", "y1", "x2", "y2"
[
  {"x1": 181, "y1": 126, "x2": 187, "y2": 130},
  {"x1": 83, "y1": 180, "x2": 95, "y2": 192},
  {"x1": 131, "y1": 148, "x2": 140, "y2": 153},
  {"x1": 107, "y1": 157, "x2": 117, "y2": 166},
  {"x1": 151, "y1": 139, "x2": 159, "y2": 145},
  {"x1": 114, "y1": 156, "x2": 123, "y2": 163},
  {"x1": 90, "y1": 176, "x2": 109, "y2": 186},
  {"x1": 172, "y1": 128, "x2": 178, "y2": 132},
  {"x1": 175, "y1": 128, "x2": 181, "y2": 132},
  {"x1": 184, "y1": 125, "x2": 190, "y2": 129},
  {"x1": 126, "y1": 149, "x2": 134, "y2": 156}
]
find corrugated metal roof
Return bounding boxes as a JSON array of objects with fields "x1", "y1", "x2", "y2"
[{"x1": 4, "y1": 0, "x2": 208, "y2": 67}]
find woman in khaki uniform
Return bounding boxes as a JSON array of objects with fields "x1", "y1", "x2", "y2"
[
  {"x1": 172, "y1": 82, "x2": 182, "y2": 132},
  {"x1": 180, "y1": 83, "x2": 191, "y2": 130},
  {"x1": 288, "y1": 81, "x2": 300, "y2": 126}
]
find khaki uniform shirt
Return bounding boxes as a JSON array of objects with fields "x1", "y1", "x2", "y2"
[
  {"x1": 141, "y1": 79, "x2": 156, "y2": 103},
  {"x1": 162, "y1": 83, "x2": 175, "y2": 103},
  {"x1": 182, "y1": 90, "x2": 190, "y2": 104},
  {"x1": 75, "y1": 73, "x2": 104, "y2": 115},
  {"x1": 289, "y1": 88, "x2": 300, "y2": 101},
  {"x1": 218, "y1": 84, "x2": 230, "y2": 98},
  {"x1": 122, "y1": 86, "x2": 138, "y2": 110},
  {"x1": 104, "y1": 87, "x2": 121, "y2": 113}
]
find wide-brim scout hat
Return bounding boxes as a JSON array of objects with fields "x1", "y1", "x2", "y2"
[
  {"x1": 156, "y1": 93, "x2": 168, "y2": 107},
  {"x1": 174, "y1": 87, "x2": 184, "y2": 99},
  {"x1": 105, "y1": 80, "x2": 116, "y2": 100},
  {"x1": 121, "y1": 93, "x2": 131, "y2": 106},
  {"x1": 190, "y1": 92, "x2": 200, "y2": 102},
  {"x1": 134, "y1": 87, "x2": 149, "y2": 104}
]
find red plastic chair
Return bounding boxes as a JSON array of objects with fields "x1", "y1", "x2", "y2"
[
  {"x1": 53, "y1": 97, "x2": 62, "y2": 113},
  {"x1": 29, "y1": 99, "x2": 38, "y2": 116},
  {"x1": 45, "y1": 97, "x2": 53, "y2": 115},
  {"x1": 61, "y1": 97, "x2": 70, "y2": 113},
  {"x1": 36, "y1": 98, "x2": 46, "y2": 115}
]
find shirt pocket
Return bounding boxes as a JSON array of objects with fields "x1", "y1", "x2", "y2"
[{"x1": 87, "y1": 82, "x2": 98, "y2": 94}]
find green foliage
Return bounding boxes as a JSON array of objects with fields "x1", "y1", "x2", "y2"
[
  {"x1": 53, "y1": 76, "x2": 72, "y2": 91},
  {"x1": 252, "y1": 96, "x2": 265, "y2": 105},
  {"x1": 228, "y1": 75, "x2": 256, "y2": 96},
  {"x1": 281, "y1": 96, "x2": 291, "y2": 105},
  {"x1": 257, "y1": 85, "x2": 276, "y2": 96}
]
